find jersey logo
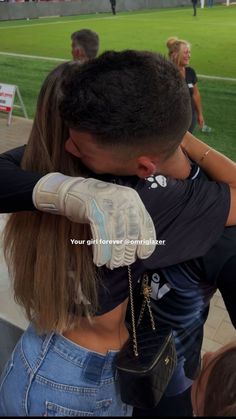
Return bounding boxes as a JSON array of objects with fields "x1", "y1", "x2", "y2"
[
  {"x1": 146, "y1": 175, "x2": 167, "y2": 189},
  {"x1": 150, "y1": 272, "x2": 171, "y2": 300}
]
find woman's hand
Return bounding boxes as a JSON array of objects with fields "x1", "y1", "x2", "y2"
[{"x1": 197, "y1": 113, "x2": 204, "y2": 129}]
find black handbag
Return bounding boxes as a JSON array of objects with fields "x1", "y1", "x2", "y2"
[{"x1": 116, "y1": 267, "x2": 177, "y2": 409}]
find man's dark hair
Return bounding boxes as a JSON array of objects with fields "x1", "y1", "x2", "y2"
[
  {"x1": 60, "y1": 50, "x2": 192, "y2": 156},
  {"x1": 71, "y1": 29, "x2": 99, "y2": 60}
]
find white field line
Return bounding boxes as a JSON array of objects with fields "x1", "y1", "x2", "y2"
[
  {"x1": 1, "y1": 51, "x2": 236, "y2": 82},
  {"x1": 0, "y1": 51, "x2": 66, "y2": 62},
  {"x1": 0, "y1": 9, "x2": 192, "y2": 30},
  {"x1": 198, "y1": 74, "x2": 236, "y2": 82},
  {"x1": 0, "y1": 16, "x2": 115, "y2": 30},
  {"x1": 1, "y1": 19, "x2": 236, "y2": 30}
]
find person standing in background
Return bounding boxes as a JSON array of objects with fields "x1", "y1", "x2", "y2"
[
  {"x1": 71, "y1": 29, "x2": 99, "y2": 62},
  {"x1": 109, "y1": 0, "x2": 116, "y2": 15},
  {"x1": 207, "y1": 0, "x2": 214, "y2": 7},
  {"x1": 191, "y1": 0, "x2": 198, "y2": 16},
  {"x1": 166, "y1": 37, "x2": 205, "y2": 133}
]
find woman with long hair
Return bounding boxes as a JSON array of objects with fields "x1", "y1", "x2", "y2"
[{"x1": 0, "y1": 61, "x2": 133, "y2": 416}]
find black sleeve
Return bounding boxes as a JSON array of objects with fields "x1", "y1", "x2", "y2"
[
  {"x1": 192, "y1": 67, "x2": 198, "y2": 84},
  {"x1": 186, "y1": 67, "x2": 198, "y2": 85},
  {"x1": 200, "y1": 226, "x2": 236, "y2": 329},
  {"x1": 218, "y1": 256, "x2": 236, "y2": 329},
  {"x1": 136, "y1": 176, "x2": 230, "y2": 268},
  {"x1": 0, "y1": 146, "x2": 43, "y2": 213}
]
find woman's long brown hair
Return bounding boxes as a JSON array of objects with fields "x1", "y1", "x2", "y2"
[{"x1": 4, "y1": 62, "x2": 98, "y2": 334}]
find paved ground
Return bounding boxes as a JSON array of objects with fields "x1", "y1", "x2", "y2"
[
  {"x1": 0, "y1": 114, "x2": 32, "y2": 153},
  {"x1": 0, "y1": 113, "x2": 235, "y2": 350}
]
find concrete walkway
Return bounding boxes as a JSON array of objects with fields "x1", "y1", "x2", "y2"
[
  {"x1": 0, "y1": 114, "x2": 235, "y2": 349},
  {"x1": 0, "y1": 114, "x2": 32, "y2": 154}
]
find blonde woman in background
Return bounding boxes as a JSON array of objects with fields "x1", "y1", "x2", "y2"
[{"x1": 167, "y1": 37, "x2": 204, "y2": 133}]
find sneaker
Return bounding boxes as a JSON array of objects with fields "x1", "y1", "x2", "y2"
[{"x1": 201, "y1": 124, "x2": 212, "y2": 133}]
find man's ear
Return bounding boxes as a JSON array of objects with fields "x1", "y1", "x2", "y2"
[
  {"x1": 77, "y1": 47, "x2": 87, "y2": 62},
  {"x1": 136, "y1": 156, "x2": 158, "y2": 178},
  {"x1": 73, "y1": 47, "x2": 80, "y2": 60}
]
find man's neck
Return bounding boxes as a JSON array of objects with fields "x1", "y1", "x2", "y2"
[{"x1": 157, "y1": 146, "x2": 192, "y2": 180}]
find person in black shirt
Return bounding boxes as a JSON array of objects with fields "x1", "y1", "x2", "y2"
[
  {"x1": 133, "y1": 165, "x2": 236, "y2": 417},
  {"x1": 167, "y1": 36, "x2": 204, "y2": 133}
]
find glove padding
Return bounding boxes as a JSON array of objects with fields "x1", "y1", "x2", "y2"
[{"x1": 33, "y1": 173, "x2": 156, "y2": 269}]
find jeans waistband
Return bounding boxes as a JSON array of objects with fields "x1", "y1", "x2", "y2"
[{"x1": 25, "y1": 323, "x2": 119, "y2": 381}]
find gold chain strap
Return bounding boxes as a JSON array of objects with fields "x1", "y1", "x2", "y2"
[
  {"x1": 127, "y1": 265, "x2": 139, "y2": 356},
  {"x1": 127, "y1": 267, "x2": 156, "y2": 357}
]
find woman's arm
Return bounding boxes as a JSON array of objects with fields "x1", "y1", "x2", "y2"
[
  {"x1": 182, "y1": 132, "x2": 236, "y2": 225},
  {"x1": 192, "y1": 84, "x2": 204, "y2": 129}
]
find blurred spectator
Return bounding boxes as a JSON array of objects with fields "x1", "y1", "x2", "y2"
[
  {"x1": 191, "y1": 0, "x2": 198, "y2": 16},
  {"x1": 110, "y1": 0, "x2": 116, "y2": 15},
  {"x1": 167, "y1": 37, "x2": 205, "y2": 133},
  {"x1": 71, "y1": 29, "x2": 99, "y2": 62}
]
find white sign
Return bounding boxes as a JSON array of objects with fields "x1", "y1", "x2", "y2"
[
  {"x1": 0, "y1": 83, "x2": 16, "y2": 113},
  {"x1": 0, "y1": 83, "x2": 28, "y2": 125}
]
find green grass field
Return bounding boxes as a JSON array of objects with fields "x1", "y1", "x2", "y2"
[{"x1": 0, "y1": 4, "x2": 236, "y2": 159}]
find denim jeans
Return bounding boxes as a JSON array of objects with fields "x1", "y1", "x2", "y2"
[{"x1": 0, "y1": 324, "x2": 133, "y2": 416}]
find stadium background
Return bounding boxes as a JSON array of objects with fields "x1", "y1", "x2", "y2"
[{"x1": 0, "y1": 1, "x2": 235, "y2": 160}]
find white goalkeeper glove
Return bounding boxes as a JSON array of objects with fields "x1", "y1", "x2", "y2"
[{"x1": 33, "y1": 173, "x2": 156, "y2": 269}]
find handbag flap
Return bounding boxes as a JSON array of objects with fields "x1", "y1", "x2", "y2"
[{"x1": 116, "y1": 326, "x2": 175, "y2": 373}]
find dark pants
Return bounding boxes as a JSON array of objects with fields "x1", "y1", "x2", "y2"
[
  {"x1": 110, "y1": 0, "x2": 116, "y2": 15},
  {"x1": 192, "y1": 2, "x2": 197, "y2": 16},
  {"x1": 133, "y1": 386, "x2": 193, "y2": 417}
]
